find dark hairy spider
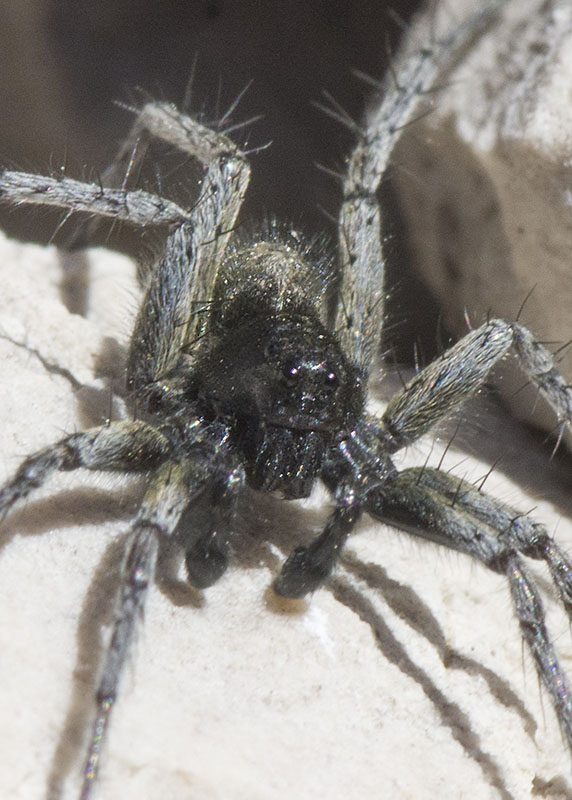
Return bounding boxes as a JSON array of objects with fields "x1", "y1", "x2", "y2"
[{"x1": 2, "y1": 1, "x2": 572, "y2": 797}]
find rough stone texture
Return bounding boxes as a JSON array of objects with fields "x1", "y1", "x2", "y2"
[
  {"x1": 1, "y1": 232, "x2": 572, "y2": 799},
  {"x1": 392, "y1": 0, "x2": 572, "y2": 439}
]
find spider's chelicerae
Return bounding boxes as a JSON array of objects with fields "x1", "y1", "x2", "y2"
[{"x1": 2, "y1": 1, "x2": 572, "y2": 797}]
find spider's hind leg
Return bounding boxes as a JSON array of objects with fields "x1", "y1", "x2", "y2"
[{"x1": 80, "y1": 455, "x2": 201, "y2": 799}]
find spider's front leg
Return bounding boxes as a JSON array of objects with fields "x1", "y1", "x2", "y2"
[
  {"x1": 119, "y1": 103, "x2": 251, "y2": 399},
  {"x1": 0, "y1": 101, "x2": 252, "y2": 405},
  {"x1": 358, "y1": 317, "x2": 572, "y2": 753},
  {"x1": 275, "y1": 424, "x2": 397, "y2": 599},
  {"x1": 0, "y1": 421, "x2": 173, "y2": 520},
  {"x1": 379, "y1": 318, "x2": 572, "y2": 454}
]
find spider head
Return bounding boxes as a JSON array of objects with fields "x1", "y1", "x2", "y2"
[{"x1": 191, "y1": 307, "x2": 364, "y2": 497}]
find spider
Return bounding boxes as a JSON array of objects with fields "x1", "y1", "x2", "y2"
[{"x1": 1, "y1": 1, "x2": 572, "y2": 798}]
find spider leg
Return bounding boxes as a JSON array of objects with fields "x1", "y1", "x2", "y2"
[
  {"x1": 125, "y1": 105, "x2": 251, "y2": 399},
  {"x1": 184, "y1": 461, "x2": 245, "y2": 589},
  {"x1": 116, "y1": 101, "x2": 245, "y2": 176},
  {"x1": 274, "y1": 487, "x2": 362, "y2": 598},
  {"x1": 79, "y1": 456, "x2": 201, "y2": 800},
  {"x1": 366, "y1": 467, "x2": 572, "y2": 751},
  {"x1": 379, "y1": 320, "x2": 572, "y2": 452},
  {"x1": 0, "y1": 421, "x2": 172, "y2": 519},
  {"x1": 336, "y1": 1, "x2": 508, "y2": 373},
  {"x1": 275, "y1": 421, "x2": 398, "y2": 598},
  {"x1": 1, "y1": 103, "x2": 251, "y2": 403},
  {"x1": 403, "y1": 467, "x2": 572, "y2": 618},
  {"x1": 0, "y1": 170, "x2": 189, "y2": 227},
  {"x1": 66, "y1": 98, "x2": 249, "y2": 249}
]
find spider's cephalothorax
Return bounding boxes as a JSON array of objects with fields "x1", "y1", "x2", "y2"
[
  {"x1": 187, "y1": 238, "x2": 365, "y2": 498},
  {"x1": 2, "y1": 1, "x2": 572, "y2": 797}
]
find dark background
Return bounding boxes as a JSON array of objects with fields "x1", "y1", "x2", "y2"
[{"x1": 0, "y1": 0, "x2": 432, "y2": 360}]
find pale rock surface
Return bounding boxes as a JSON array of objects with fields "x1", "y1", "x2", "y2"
[
  {"x1": 1, "y1": 231, "x2": 572, "y2": 799},
  {"x1": 392, "y1": 0, "x2": 572, "y2": 441}
]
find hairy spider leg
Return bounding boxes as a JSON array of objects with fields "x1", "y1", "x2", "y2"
[
  {"x1": 274, "y1": 319, "x2": 572, "y2": 600},
  {"x1": 79, "y1": 455, "x2": 208, "y2": 799},
  {"x1": 0, "y1": 102, "x2": 250, "y2": 395},
  {"x1": 122, "y1": 103, "x2": 251, "y2": 393},
  {"x1": 0, "y1": 422, "x2": 172, "y2": 518},
  {"x1": 380, "y1": 320, "x2": 572, "y2": 452},
  {"x1": 336, "y1": 0, "x2": 510, "y2": 373},
  {"x1": 0, "y1": 104, "x2": 254, "y2": 798},
  {"x1": 367, "y1": 467, "x2": 572, "y2": 750}
]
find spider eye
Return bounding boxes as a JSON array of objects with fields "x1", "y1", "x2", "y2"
[
  {"x1": 324, "y1": 370, "x2": 339, "y2": 391},
  {"x1": 281, "y1": 359, "x2": 301, "y2": 387}
]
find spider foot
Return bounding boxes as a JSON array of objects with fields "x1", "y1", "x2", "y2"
[
  {"x1": 185, "y1": 537, "x2": 229, "y2": 589},
  {"x1": 273, "y1": 544, "x2": 332, "y2": 598}
]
